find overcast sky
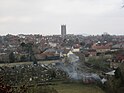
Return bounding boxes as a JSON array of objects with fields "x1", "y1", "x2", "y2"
[{"x1": 0, "y1": 0, "x2": 124, "y2": 35}]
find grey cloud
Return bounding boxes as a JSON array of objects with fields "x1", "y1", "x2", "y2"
[{"x1": 0, "y1": 0, "x2": 124, "y2": 35}]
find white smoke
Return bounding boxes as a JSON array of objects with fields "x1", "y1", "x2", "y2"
[{"x1": 55, "y1": 53, "x2": 101, "y2": 82}]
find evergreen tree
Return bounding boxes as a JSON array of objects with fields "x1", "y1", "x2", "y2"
[{"x1": 9, "y1": 52, "x2": 15, "y2": 63}]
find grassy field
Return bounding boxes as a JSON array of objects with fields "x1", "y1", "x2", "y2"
[
  {"x1": 0, "y1": 60, "x2": 59, "y2": 67},
  {"x1": 50, "y1": 82, "x2": 105, "y2": 93}
]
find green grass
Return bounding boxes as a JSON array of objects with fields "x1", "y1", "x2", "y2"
[
  {"x1": 50, "y1": 82, "x2": 105, "y2": 93},
  {"x1": 0, "y1": 60, "x2": 59, "y2": 67}
]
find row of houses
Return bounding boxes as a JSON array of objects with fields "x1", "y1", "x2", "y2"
[{"x1": 0, "y1": 34, "x2": 124, "y2": 63}]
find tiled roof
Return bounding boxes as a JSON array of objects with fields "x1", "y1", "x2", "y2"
[
  {"x1": 92, "y1": 43, "x2": 111, "y2": 49},
  {"x1": 112, "y1": 43, "x2": 124, "y2": 49}
]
